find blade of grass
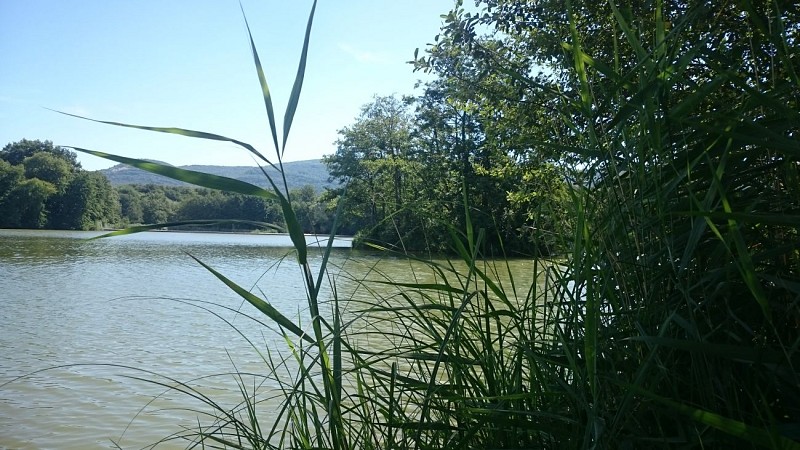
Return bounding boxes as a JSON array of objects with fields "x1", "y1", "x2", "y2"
[
  {"x1": 186, "y1": 252, "x2": 314, "y2": 345},
  {"x1": 91, "y1": 220, "x2": 282, "y2": 239},
  {"x1": 282, "y1": 0, "x2": 317, "y2": 157},
  {"x1": 240, "y1": 3, "x2": 280, "y2": 159},
  {"x1": 627, "y1": 383, "x2": 800, "y2": 449},
  {"x1": 53, "y1": 109, "x2": 276, "y2": 168},
  {"x1": 258, "y1": 165, "x2": 308, "y2": 265},
  {"x1": 69, "y1": 147, "x2": 277, "y2": 200},
  {"x1": 313, "y1": 182, "x2": 348, "y2": 299}
]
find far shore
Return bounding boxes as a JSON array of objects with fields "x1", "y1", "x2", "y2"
[{"x1": 103, "y1": 227, "x2": 354, "y2": 239}]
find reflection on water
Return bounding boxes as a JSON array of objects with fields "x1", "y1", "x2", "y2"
[{"x1": 0, "y1": 229, "x2": 535, "y2": 449}]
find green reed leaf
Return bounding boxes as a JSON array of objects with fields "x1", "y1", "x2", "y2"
[
  {"x1": 186, "y1": 253, "x2": 314, "y2": 345},
  {"x1": 241, "y1": 5, "x2": 281, "y2": 158},
  {"x1": 53, "y1": 109, "x2": 276, "y2": 169},
  {"x1": 92, "y1": 220, "x2": 281, "y2": 239},
  {"x1": 259, "y1": 168, "x2": 308, "y2": 265},
  {"x1": 69, "y1": 147, "x2": 277, "y2": 200},
  {"x1": 559, "y1": 42, "x2": 620, "y2": 83},
  {"x1": 709, "y1": 151, "x2": 771, "y2": 319},
  {"x1": 628, "y1": 384, "x2": 800, "y2": 449},
  {"x1": 608, "y1": 0, "x2": 650, "y2": 67},
  {"x1": 282, "y1": 0, "x2": 317, "y2": 157},
  {"x1": 313, "y1": 183, "x2": 347, "y2": 299}
]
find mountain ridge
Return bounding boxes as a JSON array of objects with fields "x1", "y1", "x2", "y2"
[{"x1": 98, "y1": 159, "x2": 336, "y2": 191}]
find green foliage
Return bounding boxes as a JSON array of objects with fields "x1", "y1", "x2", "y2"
[
  {"x1": 0, "y1": 160, "x2": 24, "y2": 204},
  {"x1": 1, "y1": 139, "x2": 81, "y2": 168},
  {"x1": 324, "y1": 95, "x2": 418, "y2": 241},
  {"x1": 22, "y1": 152, "x2": 74, "y2": 188},
  {"x1": 140, "y1": 188, "x2": 176, "y2": 225},
  {"x1": 2, "y1": 178, "x2": 57, "y2": 228},
  {"x1": 48, "y1": 172, "x2": 121, "y2": 230},
  {"x1": 110, "y1": 183, "x2": 330, "y2": 233},
  {"x1": 115, "y1": 185, "x2": 144, "y2": 225},
  {"x1": 0, "y1": 140, "x2": 118, "y2": 230},
  {"x1": 325, "y1": 86, "x2": 572, "y2": 255},
  {"x1": 291, "y1": 185, "x2": 333, "y2": 234}
]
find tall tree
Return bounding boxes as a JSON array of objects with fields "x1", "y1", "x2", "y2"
[
  {"x1": 1, "y1": 139, "x2": 81, "y2": 168},
  {"x1": 49, "y1": 172, "x2": 120, "y2": 230},
  {"x1": 325, "y1": 95, "x2": 419, "y2": 244},
  {"x1": 3, "y1": 178, "x2": 57, "y2": 228},
  {"x1": 0, "y1": 160, "x2": 24, "y2": 205},
  {"x1": 1, "y1": 139, "x2": 122, "y2": 230},
  {"x1": 116, "y1": 185, "x2": 144, "y2": 225},
  {"x1": 23, "y1": 152, "x2": 75, "y2": 188},
  {"x1": 413, "y1": 73, "x2": 569, "y2": 255},
  {"x1": 140, "y1": 188, "x2": 176, "y2": 224}
]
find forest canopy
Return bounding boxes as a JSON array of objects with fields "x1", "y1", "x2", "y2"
[
  {"x1": 0, "y1": 139, "x2": 334, "y2": 234},
  {"x1": 0, "y1": 139, "x2": 119, "y2": 230}
]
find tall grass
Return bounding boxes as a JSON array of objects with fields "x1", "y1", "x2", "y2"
[{"x1": 62, "y1": 0, "x2": 798, "y2": 448}]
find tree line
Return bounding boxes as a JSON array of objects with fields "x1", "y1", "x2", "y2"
[
  {"x1": 0, "y1": 139, "x2": 119, "y2": 230},
  {"x1": 116, "y1": 183, "x2": 334, "y2": 234},
  {"x1": 1, "y1": 128, "x2": 570, "y2": 256},
  {"x1": 0, "y1": 139, "x2": 335, "y2": 234},
  {"x1": 323, "y1": 94, "x2": 571, "y2": 255}
]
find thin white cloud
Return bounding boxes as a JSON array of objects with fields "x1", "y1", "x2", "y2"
[{"x1": 338, "y1": 43, "x2": 391, "y2": 64}]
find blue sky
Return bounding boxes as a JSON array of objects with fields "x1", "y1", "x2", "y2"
[{"x1": 0, "y1": 1, "x2": 456, "y2": 170}]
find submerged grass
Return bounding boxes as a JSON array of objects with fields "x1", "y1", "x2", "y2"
[{"x1": 51, "y1": 0, "x2": 800, "y2": 448}]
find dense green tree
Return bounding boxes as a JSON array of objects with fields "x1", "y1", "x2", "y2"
[
  {"x1": 417, "y1": 0, "x2": 799, "y2": 167},
  {"x1": 237, "y1": 194, "x2": 282, "y2": 225},
  {"x1": 0, "y1": 140, "x2": 121, "y2": 230},
  {"x1": 1, "y1": 139, "x2": 81, "y2": 168},
  {"x1": 412, "y1": 80, "x2": 495, "y2": 244},
  {"x1": 325, "y1": 95, "x2": 420, "y2": 244},
  {"x1": 348, "y1": 82, "x2": 567, "y2": 253},
  {"x1": 122, "y1": 184, "x2": 299, "y2": 231},
  {"x1": 176, "y1": 190, "x2": 226, "y2": 221},
  {"x1": 291, "y1": 185, "x2": 333, "y2": 234},
  {"x1": 140, "y1": 188, "x2": 175, "y2": 224},
  {"x1": 23, "y1": 152, "x2": 75, "y2": 188},
  {"x1": 324, "y1": 86, "x2": 571, "y2": 254},
  {"x1": 3, "y1": 178, "x2": 57, "y2": 228},
  {"x1": 49, "y1": 172, "x2": 120, "y2": 230},
  {"x1": 173, "y1": 188, "x2": 285, "y2": 230},
  {"x1": 0, "y1": 160, "x2": 24, "y2": 205},
  {"x1": 116, "y1": 185, "x2": 144, "y2": 225}
]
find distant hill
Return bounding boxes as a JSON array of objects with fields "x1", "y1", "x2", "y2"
[{"x1": 98, "y1": 159, "x2": 337, "y2": 192}]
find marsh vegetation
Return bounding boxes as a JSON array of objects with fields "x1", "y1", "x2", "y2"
[{"x1": 4, "y1": 0, "x2": 798, "y2": 448}]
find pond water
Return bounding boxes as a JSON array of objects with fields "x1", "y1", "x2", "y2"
[{"x1": 0, "y1": 229, "x2": 539, "y2": 449}]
